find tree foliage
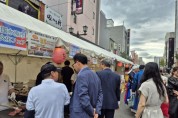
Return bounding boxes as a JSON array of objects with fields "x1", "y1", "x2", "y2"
[{"x1": 159, "y1": 59, "x2": 165, "y2": 67}]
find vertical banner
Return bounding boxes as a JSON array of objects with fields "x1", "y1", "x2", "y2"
[
  {"x1": 0, "y1": 19, "x2": 27, "y2": 50},
  {"x1": 69, "y1": 45, "x2": 81, "y2": 58},
  {"x1": 76, "y1": 0, "x2": 83, "y2": 14},
  {"x1": 27, "y1": 30, "x2": 57, "y2": 58}
]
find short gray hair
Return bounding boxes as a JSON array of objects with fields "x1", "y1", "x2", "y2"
[{"x1": 101, "y1": 58, "x2": 112, "y2": 67}]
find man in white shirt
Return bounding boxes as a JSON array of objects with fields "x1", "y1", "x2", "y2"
[
  {"x1": 25, "y1": 63, "x2": 70, "y2": 118},
  {"x1": 0, "y1": 61, "x2": 15, "y2": 111}
]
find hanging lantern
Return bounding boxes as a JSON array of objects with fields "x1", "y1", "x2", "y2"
[
  {"x1": 117, "y1": 62, "x2": 123, "y2": 67},
  {"x1": 52, "y1": 47, "x2": 66, "y2": 64}
]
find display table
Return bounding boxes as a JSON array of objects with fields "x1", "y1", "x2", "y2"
[{"x1": 0, "y1": 109, "x2": 23, "y2": 118}]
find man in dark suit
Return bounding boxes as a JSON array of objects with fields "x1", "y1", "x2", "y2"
[
  {"x1": 96, "y1": 59, "x2": 121, "y2": 118},
  {"x1": 70, "y1": 53, "x2": 103, "y2": 118},
  {"x1": 61, "y1": 60, "x2": 74, "y2": 92}
]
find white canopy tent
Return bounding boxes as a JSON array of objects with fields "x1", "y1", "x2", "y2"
[{"x1": 0, "y1": 3, "x2": 133, "y2": 64}]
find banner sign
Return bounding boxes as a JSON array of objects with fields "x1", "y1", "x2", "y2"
[
  {"x1": 76, "y1": 0, "x2": 83, "y2": 14},
  {"x1": 27, "y1": 30, "x2": 57, "y2": 58},
  {"x1": 0, "y1": 19, "x2": 27, "y2": 50},
  {"x1": 92, "y1": 58, "x2": 98, "y2": 64},
  {"x1": 45, "y1": 6, "x2": 62, "y2": 29},
  {"x1": 69, "y1": 45, "x2": 80, "y2": 58}
]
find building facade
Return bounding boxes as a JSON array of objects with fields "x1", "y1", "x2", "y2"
[
  {"x1": 99, "y1": 11, "x2": 110, "y2": 50},
  {"x1": 175, "y1": 0, "x2": 178, "y2": 53},
  {"x1": 154, "y1": 56, "x2": 161, "y2": 67},
  {"x1": 99, "y1": 10, "x2": 130, "y2": 55},
  {"x1": 138, "y1": 57, "x2": 144, "y2": 65},
  {"x1": 164, "y1": 32, "x2": 175, "y2": 69},
  {"x1": 42, "y1": 0, "x2": 100, "y2": 43}
]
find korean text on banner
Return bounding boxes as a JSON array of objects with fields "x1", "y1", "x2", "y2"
[
  {"x1": 27, "y1": 30, "x2": 57, "y2": 58},
  {"x1": 69, "y1": 45, "x2": 80, "y2": 58},
  {"x1": 76, "y1": 0, "x2": 83, "y2": 14},
  {"x1": 0, "y1": 19, "x2": 27, "y2": 50}
]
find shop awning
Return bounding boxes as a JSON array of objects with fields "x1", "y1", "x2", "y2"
[{"x1": 0, "y1": 3, "x2": 133, "y2": 64}]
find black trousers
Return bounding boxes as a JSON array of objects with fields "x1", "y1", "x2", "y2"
[{"x1": 99, "y1": 109, "x2": 115, "y2": 118}]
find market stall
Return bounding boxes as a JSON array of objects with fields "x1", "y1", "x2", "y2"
[{"x1": 0, "y1": 3, "x2": 134, "y2": 117}]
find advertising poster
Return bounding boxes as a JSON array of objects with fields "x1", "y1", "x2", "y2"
[
  {"x1": 0, "y1": 19, "x2": 27, "y2": 50},
  {"x1": 8, "y1": 0, "x2": 39, "y2": 19},
  {"x1": 27, "y1": 30, "x2": 57, "y2": 58},
  {"x1": 69, "y1": 45, "x2": 81, "y2": 58}
]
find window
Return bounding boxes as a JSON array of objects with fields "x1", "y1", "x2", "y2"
[
  {"x1": 92, "y1": 28, "x2": 94, "y2": 35},
  {"x1": 94, "y1": 0, "x2": 95, "y2": 3},
  {"x1": 93, "y1": 12, "x2": 95, "y2": 19},
  {"x1": 74, "y1": 14, "x2": 77, "y2": 24}
]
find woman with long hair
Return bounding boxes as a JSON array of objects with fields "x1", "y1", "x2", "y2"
[
  {"x1": 135, "y1": 62, "x2": 168, "y2": 118},
  {"x1": 167, "y1": 67, "x2": 178, "y2": 118}
]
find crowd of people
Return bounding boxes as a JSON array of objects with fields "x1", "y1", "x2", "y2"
[
  {"x1": 0, "y1": 53, "x2": 178, "y2": 118},
  {"x1": 125, "y1": 63, "x2": 178, "y2": 118},
  {"x1": 0, "y1": 53, "x2": 121, "y2": 118}
]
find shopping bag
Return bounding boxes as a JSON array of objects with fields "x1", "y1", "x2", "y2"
[{"x1": 128, "y1": 93, "x2": 135, "y2": 107}]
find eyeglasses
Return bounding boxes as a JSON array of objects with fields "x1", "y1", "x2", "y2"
[{"x1": 72, "y1": 61, "x2": 77, "y2": 67}]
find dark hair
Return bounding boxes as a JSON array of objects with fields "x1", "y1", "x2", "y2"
[
  {"x1": 172, "y1": 67, "x2": 178, "y2": 76},
  {"x1": 40, "y1": 63, "x2": 57, "y2": 79},
  {"x1": 73, "y1": 53, "x2": 88, "y2": 64},
  {"x1": 64, "y1": 60, "x2": 70, "y2": 66},
  {"x1": 0, "y1": 61, "x2": 3, "y2": 67},
  {"x1": 139, "y1": 65, "x2": 145, "y2": 70},
  {"x1": 160, "y1": 69, "x2": 163, "y2": 73},
  {"x1": 101, "y1": 58, "x2": 111, "y2": 67},
  {"x1": 140, "y1": 62, "x2": 165, "y2": 98}
]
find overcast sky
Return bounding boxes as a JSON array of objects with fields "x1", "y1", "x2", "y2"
[{"x1": 101, "y1": 0, "x2": 175, "y2": 63}]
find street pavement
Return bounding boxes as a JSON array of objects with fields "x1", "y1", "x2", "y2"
[
  {"x1": 0, "y1": 93, "x2": 135, "y2": 118},
  {"x1": 114, "y1": 93, "x2": 135, "y2": 118}
]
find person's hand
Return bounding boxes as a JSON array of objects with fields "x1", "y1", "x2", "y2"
[
  {"x1": 135, "y1": 114, "x2": 140, "y2": 118},
  {"x1": 10, "y1": 92, "x2": 16, "y2": 100},
  {"x1": 94, "y1": 113, "x2": 98, "y2": 118},
  {"x1": 173, "y1": 90, "x2": 178, "y2": 95},
  {"x1": 116, "y1": 101, "x2": 120, "y2": 110},
  {"x1": 93, "y1": 108, "x2": 98, "y2": 118}
]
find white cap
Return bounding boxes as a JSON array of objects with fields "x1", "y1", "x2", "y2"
[{"x1": 132, "y1": 65, "x2": 139, "y2": 70}]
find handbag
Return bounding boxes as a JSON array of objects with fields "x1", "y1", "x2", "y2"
[{"x1": 128, "y1": 93, "x2": 135, "y2": 107}]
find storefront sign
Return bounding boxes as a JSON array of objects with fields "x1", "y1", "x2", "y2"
[
  {"x1": 27, "y1": 30, "x2": 57, "y2": 58},
  {"x1": 92, "y1": 58, "x2": 98, "y2": 64},
  {"x1": 8, "y1": 0, "x2": 39, "y2": 19},
  {"x1": 45, "y1": 6, "x2": 62, "y2": 29},
  {"x1": 76, "y1": 0, "x2": 83, "y2": 14},
  {"x1": 69, "y1": 45, "x2": 80, "y2": 58},
  {"x1": 29, "y1": 0, "x2": 40, "y2": 6},
  {"x1": 0, "y1": 19, "x2": 27, "y2": 50}
]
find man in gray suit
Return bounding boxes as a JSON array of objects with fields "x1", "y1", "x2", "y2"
[
  {"x1": 96, "y1": 59, "x2": 121, "y2": 118},
  {"x1": 70, "y1": 53, "x2": 103, "y2": 118}
]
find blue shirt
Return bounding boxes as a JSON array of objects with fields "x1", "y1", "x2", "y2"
[{"x1": 132, "y1": 70, "x2": 144, "y2": 92}]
